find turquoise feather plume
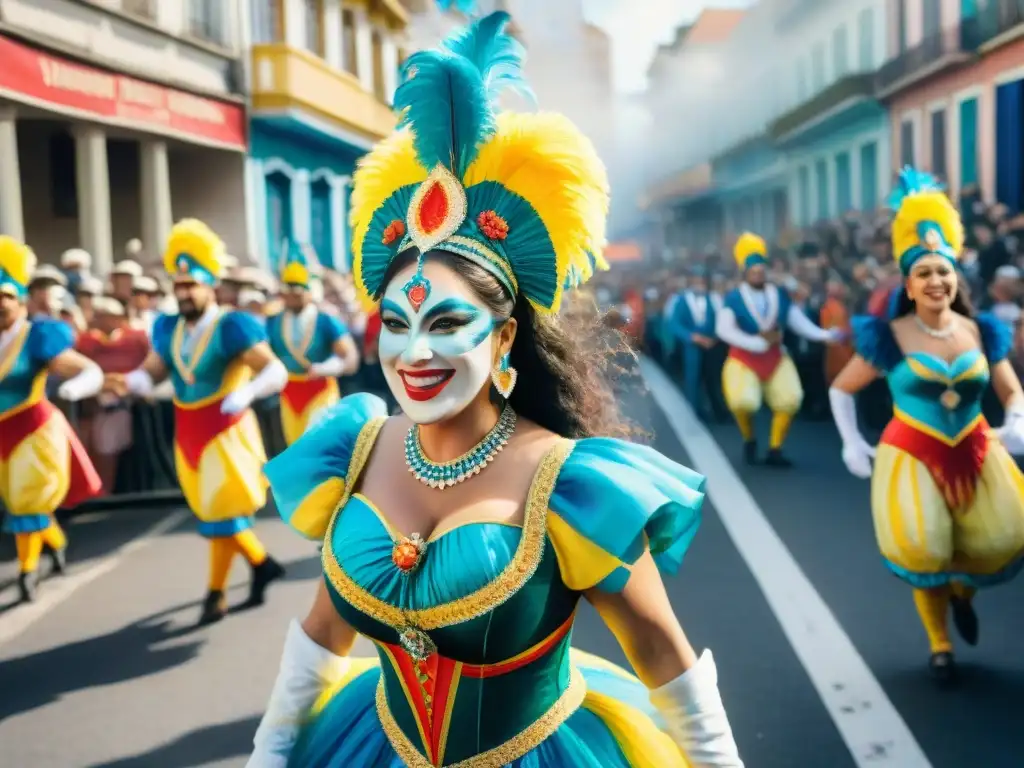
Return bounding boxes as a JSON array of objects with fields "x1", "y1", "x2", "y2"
[
  {"x1": 441, "y1": 11, "x2": 534, "y2": 106},
  {"x1": 888, "y1": 166, "x2": 944, "y2": 210}
]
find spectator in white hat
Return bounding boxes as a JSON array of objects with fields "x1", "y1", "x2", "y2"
[
  {"x1": 110, "y1": 259, "x2": 143, "y2": 307},
  {"x1": 238, "y1": 288, "x2": 268, "y2": 327},
  {"x1": 60, "y1": 248, "x2": 92, "y2": 294},
  {"x1": 989, "y1": 265, "x2": 1021, "y2": 333},
  {"x1": 74, "y1": 275, "x2": 103, "y2": 327},
  {"x1": 27, "y1": 265, "x2": 68, "y2": 319},
  {"x1": 131, "y1": 275, "x2": 162, "y2": 335}
]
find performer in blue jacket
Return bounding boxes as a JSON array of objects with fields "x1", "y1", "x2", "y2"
[{"x1": 668, "y1": 267, "x2": 717, "y2": 420}]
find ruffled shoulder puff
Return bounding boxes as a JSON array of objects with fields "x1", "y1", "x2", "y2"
[
  {"x1": 974, "y1": 312, "x2": 1013, "y2": 364},
  {"x1": 851, "y1": 315, "x2": 903, "y2": 373},
  {"x1": 27, "y1": 317, "x2": 74, "y2": 365},
  {"x1": 265, "y1": 393, "x2": 390, "y2": 540},
  {"x1": 546, "y1": 438, "x2": 704, "y2": 593}
]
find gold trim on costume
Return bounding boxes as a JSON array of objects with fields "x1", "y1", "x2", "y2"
[
  {"x1": 322, "y1": 437, "x2": 573, "y2": 631},
  {"x1": 376, "y1": 664, "x2": 587, "y2": 767},
  {"x1": 281, "y1": 310, "x2": 317, "y2": 370},
  {"x1": 171, "y1": 310, "x2": 223, "y2": 386},
  {"x1": 0, "y1": 320, "x2": 30, "y2": 384}
]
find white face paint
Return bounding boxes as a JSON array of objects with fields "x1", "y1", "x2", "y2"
[{"x1": 379, "y1": 260, "x2": 499, "y2": 424}]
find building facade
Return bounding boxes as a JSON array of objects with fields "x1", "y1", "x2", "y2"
[
  {"x1": 773, "y1": 0, "x2": 891, "y2": 227},
  {"x1": 0, "y1": 0, "x2": 250, "y2": 274},
  {"x1": 880, "y1": 0, "x2": 1024, "y2": 211},
  {"x1": 244, "y1": 0, "x2": 408, "y2": 272}
]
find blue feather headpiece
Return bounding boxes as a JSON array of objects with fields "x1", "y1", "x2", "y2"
[{"x1": 349, "y1": 11, "x2": 610, "y2": 315}]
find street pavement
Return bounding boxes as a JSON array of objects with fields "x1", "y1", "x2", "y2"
[{"x1": 1, "y1": 365, "x2": 1023, "y2": 768}]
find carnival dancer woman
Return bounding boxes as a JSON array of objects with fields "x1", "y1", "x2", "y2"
[
  {"x1": 267, "y1": 242, "x2": 360, "y2": 445},
  {"x1": 829, "y1": 169, "x2": 1024, "y2": 680},
  {"x1": 247, "y1": 13, "x2": 742, "y2": 768},
  {"x1": 0, "y1": 236, "x2": 104, "y2": 603},
  {"x1": 107, "y1": 220, "x2": 289, "y2": 625}
]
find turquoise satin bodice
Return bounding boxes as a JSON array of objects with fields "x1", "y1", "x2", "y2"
[
  {"x1": 267, "y1": 310, "x2": 349, "y2": 375},
  {"x1": 0, "y1": 319, "x2": 72, "y2": 415},
  {"x1": 887, "y1": 350, "x2": 989, "y2": 440},
  {"x1": 152, "y1": 310, "x2": 266, "y2": 403}
]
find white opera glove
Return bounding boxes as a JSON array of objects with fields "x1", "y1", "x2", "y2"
[
  {"x1": 828, "y1": 387, "x2": 875, "y2": 479},
  {"x1": 247, "y1": 620, "x2": 350, "y2": 768},
  {"x1": 221, "y1": 386, "x2": 255, "y2": 415},
  {"x1": 997, "y1": 401, "x2": 1024, "y2": 454},
  {"x1": 57, "y1": 363, "x2": 103, "y2": 402},
  {"x1": 124, "y1": 368, "x2": 155, "y2": 397},
  {"x1": 649, "y1": 650, "x2": 744, "y2": 767},
  {"x1": 309, "y1": 356, "x2": 345, "y2": 378}
]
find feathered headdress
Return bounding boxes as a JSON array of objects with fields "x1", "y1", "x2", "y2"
[
  {"x1": 163, "y1": 219, "x2": 226, "y2": 285},
  {"x1": 350, "y1": 11, "x2": 609, "y2": 314},
  {"x1": 888, "y1": 167, "x2": 963, "y2": 275},
  {"x1": 0, "y1": 236, "x2": 37, "y2": 299},
  {"x1": 733, "y1": 232, "x2": 767, "y2": 272},
  {"x1": 279, "y1": 241, "x2": 319, "y2": 289}
]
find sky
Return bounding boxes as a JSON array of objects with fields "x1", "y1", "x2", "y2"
[{"x1": 584, "y1": 0, "x2": 755, "y2": 93}]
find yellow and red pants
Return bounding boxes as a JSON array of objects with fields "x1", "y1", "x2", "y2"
[{"x1": 721, "y1": 346, "x2": 803, "y2": 448}]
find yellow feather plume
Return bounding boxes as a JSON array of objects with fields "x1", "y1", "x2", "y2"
[
  {"x1": 0, "y1": 236, "x2": 36, "y2": 289},
  {"x1": 733, "y1": 232, "x2": 767, "y2": 270},
  {"x1": 891, "y1": 191, "x2": 963, "y2": 263},
  {"x1": 350, "y1": 129, "x2": 428, "y2": 307},
  {"x1": 163, "y1": 219, "x2": 226, "y2": 278},
  {"x1": 464, "y1": 112, "x2": 610, "y2": 313}
]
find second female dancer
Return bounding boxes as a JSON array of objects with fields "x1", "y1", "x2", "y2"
[
  {"x1": 247, "y1": 12, "x2": 743, "y2": 767},
  {"x1": 829, "y1": 169, "x2": 1024, "y2": 680}
]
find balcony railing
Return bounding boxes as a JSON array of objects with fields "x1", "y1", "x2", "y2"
[
  {"x1": 770, "y1": 73, "x2": 875, "y2": 141},
  {"x1": 251, "y1": 44, "x2": 396, "y2": 141},
  {"x1": 973, "y1": 0, "x2": 1024, "y2": 48},
  {"x1": 876, "y1": 19, "x2": 983, "y2": 97}
]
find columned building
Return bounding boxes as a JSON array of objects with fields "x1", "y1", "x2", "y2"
[
  {"x1": 245, "y1": 0, "x2": 409, "y2": 272},
  {"x1": 0, "y1": 0, "x2": 250, "y2": 273}
]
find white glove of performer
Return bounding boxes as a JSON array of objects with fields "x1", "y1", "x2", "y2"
[
  {"x1": 221, "y1": 386, "x2": 255, "y2": 415},
  {"x1": 649, "y1": 650, "x2": 744, "y2": 767},
  {"x1": 247, "y1": 620, "x2": 350, "y2": 768},
  {"x1": 57, "y1": 363, "x2": 103, "y2": 402},
  {"x1": 309, "y1": 356, "x2": 345, "y2": 379},
  {"x1": 222, "y1": 359, "x2": 288, "y2": 415},
  {"x1": 996, "y1": 401, "x2": 1024, "y2": 455},
  {"x1": 124, "y1": 368, "x2": 155, "y2": 398},
  {"x1": 828, "y1": 387, "x2": 875, "y2": 479}
]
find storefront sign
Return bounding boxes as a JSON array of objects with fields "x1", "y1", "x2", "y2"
[{"x1": 0, "y1": 35, "x2": 246, "y2": 150}]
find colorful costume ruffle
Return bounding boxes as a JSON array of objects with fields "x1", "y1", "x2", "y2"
[
  {"x1": 852, "y1": 313, "x2": 1024, "y2": 588},
  {"x1": 0, "y1": 318, "x2": 101, "y2": 533},
  {"x1": 265, "y1": 394, "x2": 705, "y2": 767},
  {"x1": 152, "y1": 309, "x2": 269, "y2": 536}
]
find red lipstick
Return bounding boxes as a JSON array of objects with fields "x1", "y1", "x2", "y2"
[{"x1": 399, "y1": 369, "x2": 455, "y2": 401}]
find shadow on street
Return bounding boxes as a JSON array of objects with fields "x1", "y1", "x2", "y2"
[{"x1": 86, "y1": 715, "x2": 260, "y2": 768}]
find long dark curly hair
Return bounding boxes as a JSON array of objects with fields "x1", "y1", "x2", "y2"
[{"x1": 378, "y1": 250, "x2": 633, "y2": 439}]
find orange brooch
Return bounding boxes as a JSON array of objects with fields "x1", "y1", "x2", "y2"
[
  {"x1": 382, "y1": 219, "x2": 406, "y2": 246},
  {"x1": 392, "y1": 533, "x2": 427, "y2": 574},
  {"x1": 477, "y1": 210, "x2": 509, "y2": 240}
]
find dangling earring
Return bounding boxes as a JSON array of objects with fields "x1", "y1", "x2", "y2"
[{"x1": 491, "y1": 352, "x2": 517, "y2": 398}]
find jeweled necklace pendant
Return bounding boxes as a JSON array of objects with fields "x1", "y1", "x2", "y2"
[
  {"x1": 940, "y1": 388, "x2": 961, "y2": 410},
  {"x1": 914, "y1": 315, "x2": 955, "y2": 339},
  {"x1": 405, "y1": 407, "x2": 517, "y2": 489}
]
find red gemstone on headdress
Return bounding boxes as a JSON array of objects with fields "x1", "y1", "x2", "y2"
[
  {"x1": 477, "y1": 210, "x2": 509, "y2": 240},
  {"x1": 418, "y1": 182, "x2": 449, "y2": 234},
  {"x1": 382, "y1": 219, "x2": 406, "y2": 246},
  {"x1": 407, "y1": 282, "x2": 427, "y2": 311}
]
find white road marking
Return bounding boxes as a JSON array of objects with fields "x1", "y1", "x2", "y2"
[
  {"x1": 0, "y1": 508, "x2": 190, "y2": 647},
  {"x1": 641, "y1": 358, "x2": 933, "y2": 768}
]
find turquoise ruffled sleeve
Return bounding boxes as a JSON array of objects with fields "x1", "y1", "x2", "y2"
[
  {"x1": 851, "y1": 315, "x2": 902, "y2": 373},
  {"x1": 151, "y1": 314, "x2": 176, "y2": 367},
  {"x1": 318, "y1": 311, "x2": 350, "y2": 344},
  {"x1": 265, "y1": 393, "x2": 390, "y2": 540},
  {"x1": 27, "y1": 319, "x2": 74, "y2": 365},
  {"x1": 975, "y1": 312, "x2": 1012, "y2": 364},
  {"x1": 219, "y1": 310, "x2": 267, "y2": 358},
  {"x1": 546, "y1": 438, "x2": 704, "y2": 593}
]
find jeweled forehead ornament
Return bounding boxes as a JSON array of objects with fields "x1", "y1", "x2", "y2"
[{"x1": 401, "y1": 165, "x2": 469, "y2": 311}]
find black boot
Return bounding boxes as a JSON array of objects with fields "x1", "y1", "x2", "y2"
[
  {"x1": 246, "y1": 556, "x2": 285, "y2": 607},
  {"x1": 18, "y1": 571, "x2": 39, "y2": 603},
  {"x1": 763, "y1": 449, "x2": 793, "y2": 468},
  {"x1": 198, "y1": 590, "x2": 228, "y2": 625},
  {"x1": 743, "y1": 440, "x2": 758, "y2": 465},
  {"x1": 951, "y1": 595, "x2": 979, "y2": 646},
  {"x1": 929, "y1": 651, "x2": 956, "y2": 683},
  {"x1": 46, "y1": 544, "x2": 67, "y2": 576}
]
